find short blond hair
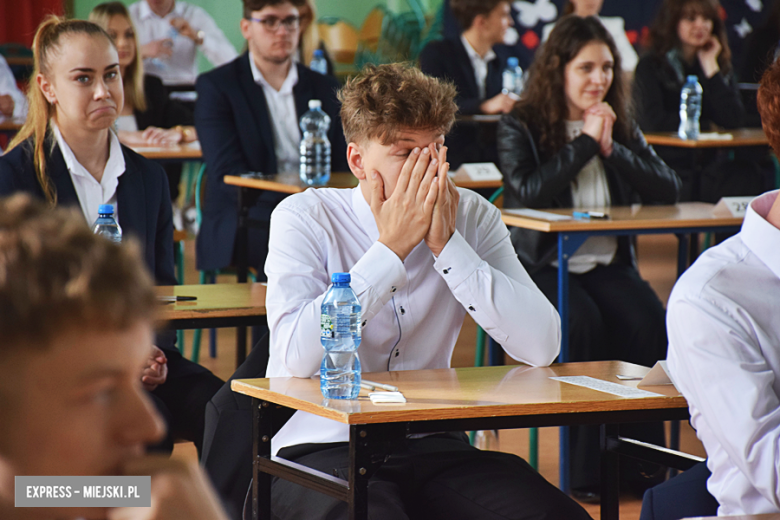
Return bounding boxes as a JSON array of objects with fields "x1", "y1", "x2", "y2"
[
  {"x1": 0, "y1": 194, "x2": 157, "y2": 354},
  {"x1": 338, "y1": 63, "x2": 458, "y2": 146}
]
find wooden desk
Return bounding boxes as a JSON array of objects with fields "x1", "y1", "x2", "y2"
[
  {"x1": 644, "y1": 128, "x2": 767, "y2": 148},
  {"x1": 224, "y1": 171, "x2": 358, "y2": 194},
  {"x1": 501, "y1": 202, "x2": 742, "y2": 490},
  {"x1": 0, "y1": 118, "x2": 24, "y2": 136},
  {"x1": 132, "y1": 141, "x2": 203, "y2": 162},
  {"x1": 233, "y1": 361, "x2": 691, "y2": 520},
  {"x1": 157, "y1": 283, "x2": 266, "y2": 367}
]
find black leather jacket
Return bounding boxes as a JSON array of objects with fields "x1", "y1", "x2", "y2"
[{"x1": 497, "y1": 114, "x2": 681, "y2": 273}]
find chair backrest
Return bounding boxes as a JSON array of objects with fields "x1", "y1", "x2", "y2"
[
  {"x1": 358, "y1": 7, "x2": 385, "y2": 53},
  {"x1": 318, "y1": 17, "x2": 359, "y2": 65}
]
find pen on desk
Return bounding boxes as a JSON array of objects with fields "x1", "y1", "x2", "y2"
[
  {"x1": 157, "y1": 295, "x2": 198, "y2": 303},
  {"x1": 573, "y1": 210, "x2": 608, "y2": 219},
  {"x1": 361, "y1": 380, "x2": 399, "y2": 392}
]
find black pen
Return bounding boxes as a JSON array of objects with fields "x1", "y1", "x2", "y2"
[{"x1": 158, "y1": 295, "x2": 198, "y2": 303}]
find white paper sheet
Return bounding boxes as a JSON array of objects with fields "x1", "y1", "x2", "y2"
[{"x1": 550, "y1": 376, "x2": 663, "y2": 398}]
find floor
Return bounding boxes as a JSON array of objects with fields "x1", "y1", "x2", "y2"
[{"x1": 171, "y1": 232, "x2": 706, "y2": 520}]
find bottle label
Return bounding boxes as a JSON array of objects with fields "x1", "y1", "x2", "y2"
[{"x1": 320, "y1": 314, "x2": 333, "y2": 338}]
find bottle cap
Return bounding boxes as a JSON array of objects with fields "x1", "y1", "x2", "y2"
[
  {"x1": 507, "y1": 57, "x2": 519, "y2": 67},
  {"x1": 308, "y1": 99, "x2": 322, "y2": 109},
  {"x1": 686, "y1": 75, "x2": 698, "y2": 82},
  {"x1": 331, "y1": 272, "x2": 350, "y2": 284},
  {"x1": 313, "y1": 49, "x2": 323, "y2": 58},
  {"x1": 98, "y1": 204, "x2": 114, "y2": 215}
]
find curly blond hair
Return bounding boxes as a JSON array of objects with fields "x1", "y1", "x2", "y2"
[{"x1": 339, "y1": 63, "x2": 458, "y2": 146}]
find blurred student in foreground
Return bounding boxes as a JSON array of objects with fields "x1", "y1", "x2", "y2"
[{"x1": 0, "y1": 194, "x2": 228, "y2": 520}]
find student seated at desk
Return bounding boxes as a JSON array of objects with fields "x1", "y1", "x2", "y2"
[
  {"x1": 497, "y1": 15, "x2": 680, "y2": 502},
  {"x1": 0, "y1": 16, "x2": 223, "y2": 457},
  {"x1": 419, "y1": 0, "x2": 516, "y2": 170},
  {"x1": 261, "y1": 62, "x2": 590, "y2": 520},
  {"x1": 0, "y1": 194, "x2": 229, "y2": 520},
  {"x1": 91, "y1": 1, "x2": 198, "y2": 213},
  {"x1": 194, "y1": 0, "x2": 348, "y2": 276},
  {"x1": 666, "y1": 58, "x2": 780, "y2": 517},
  {"x1": 633, "y1": 0, "x2": 764, "y2": 202}
]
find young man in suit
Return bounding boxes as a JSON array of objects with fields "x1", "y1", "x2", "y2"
[
  {"x1": 419, "y1": 0, "x2": 516, "y2": 169},
  {"x1": 0, "y1": 194, "x2": 229, "y2": 520},
  {"x1": 194, "y1": 0, "x2": 348, "y2": 276}
]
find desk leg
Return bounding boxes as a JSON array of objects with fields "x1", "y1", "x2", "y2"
[
  {"x1": 348, "y1": 425, "x2": 372, "y2": 520},
  {"x1": 253, "y1": 399, "x2": 273, "y2": 520},
  {"x1": 600, "y1": 423, "x2": 620, "y2": 520},
  {"x1": 557, "y1": 233, "x2": 588, "y2": 495},
  {"x1": 235, "y1": 187, "x2": 250, "y2": 367}
]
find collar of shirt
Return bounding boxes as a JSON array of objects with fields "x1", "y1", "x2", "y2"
[
  {"x1": 741, "y1": 190, "x2": 780, "y2": 280},
  {"x1": 460, "y1": 34, "x2": 496, "y2": 65},
  {"x1": 249, "y1": 52, "x2": 299, "y2": 94},
  {"x1": 52, "y1": 123, "x2": 126, "y2": 210},
  {"x1": 351, "y1": 186, "x2": 380, "y2": 242},
  {"x1": 138, "y1": 0, "x2": 183, "y2": 20}
]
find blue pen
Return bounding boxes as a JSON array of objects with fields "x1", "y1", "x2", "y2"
[{"x1": 573, "y1": 211, "x2": 591, "y2": 219}]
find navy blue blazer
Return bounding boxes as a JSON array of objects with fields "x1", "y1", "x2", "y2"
[
  {"x1": 0, "y1": 138, "x2": 203, "y2": 376},
  {"x1": 194, "y1": 53, "x2": 348, "y2": 272},
  {"x1": 419, "y1": 37, "x2": 504, "y2": 169}
]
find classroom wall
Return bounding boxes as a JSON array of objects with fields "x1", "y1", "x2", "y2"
[{"x1": 71, "y1": 0, "x2": 444, "y2": 74}]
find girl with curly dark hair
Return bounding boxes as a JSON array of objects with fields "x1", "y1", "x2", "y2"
[
  {"x1": 633, "y1": 0, "x2": 764, "y2": 202},
  {"x1": 497, "y1": 14, "x2": 680, "y2": 501}
]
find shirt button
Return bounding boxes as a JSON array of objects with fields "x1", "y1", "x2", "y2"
[
  {"x1": 443, "y1": 268, "x2": 450, "y2": 274},
  {"x1": 400, "y1": 306, "x2": 406, "y2": 315},
  {"x1": 391, "y1": 286, "x2": 397, "y2": 293},
  {"x1": 362, "y1": 321, "x2": 367, "y2": 327},
  {"x1": 468, "y1": 305, "x2": 476, "y2": 312}
]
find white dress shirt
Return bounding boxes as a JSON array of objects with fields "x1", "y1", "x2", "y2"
[
  {"x1": 52, "y1": 124, "x2": 126, "y2": 225},
  {"x1": 249, "y1": 53, "x2": 301, "y2": 173},
  {"x1": 129, "y1": 0, "x2": 237, "y2": 85},
  {"x1": 551, "y1": 121, "x2": 617, "y2": 274},
  {"x1": 265, "y1": 186, "x2": 561, "y2": 453},
  {"x1": 460, "y1": 34, "x2": 496, "y2": 100},
  {"x1": 0, "y1": 54, "x2": 26, "y2": 120},
  {"x1": 667, "y1": 190, "x2": 780, "y2": 515},
  {"x1": 542, "y1": 16, "x2": 638, "y2": 72}
]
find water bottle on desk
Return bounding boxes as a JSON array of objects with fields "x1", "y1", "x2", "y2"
[
  {"x1": 310, "y1": 48, "x2": 327, "y2": 75},
  {"x1": 92, "y1": 204, "x2": 122, "y2": 243},
  {"x1": 299, "y1": 99, "x2": 331, "y2": 186},
  {"x1": 320, "y1": 272, "x2": 362, "y2": 400},
  {"x1": 502, "y1": 57, "x2": 524, "y2": 96},
  {"x1": 678, "y1": 75, "x2": 702, "y2": 140}
]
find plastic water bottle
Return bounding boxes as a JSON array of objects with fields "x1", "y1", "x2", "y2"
[
  {"x1": 92, "y1": 204, "x2": 122, "y2": 243},
  {"x1": 299, "y1": 99, "x2": 331, "y2": 186},
  {"x1": 148, "y1": 27, "x2": 177, "y2": 72},
  {"x1": 502, "y1": 57, "x2": 524, "y2": 96},
  {"x1": 310, "y1": 48, "x2": 328, "y2": 75},
  {"x1": 320, "y1": 272, "x2": 362, "y2": 399},
  {"x1": 678, "y1": 75, "x2": 702, "y2": 140}
]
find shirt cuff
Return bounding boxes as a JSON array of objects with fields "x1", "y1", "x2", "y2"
[
  {"x1": 433, "y1": 230, "x2": 482, "y2": 288},
  {"x1": 350, "y1": 241, "x2": 407, "y2": 310}
]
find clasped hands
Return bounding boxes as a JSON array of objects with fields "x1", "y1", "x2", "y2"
[
  {"x1": 371, "y1": 144, "x2": 459, "y2": 261},
  {"x1": 582, "y1": 102, "x2": 616, "y2": 158}
]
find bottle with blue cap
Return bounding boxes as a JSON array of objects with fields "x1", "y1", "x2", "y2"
[
  {"x1": 310, "y1": 48, "x2": 328, "y2": 75},
  {"x1": 92, "y1": 204, "x2": 122, "y2": 243},
  {"x1": 502, "y1": 56, "x2": 524, "y2": 96},
  {"x1": 320, "y1": 272, "x2": 362, "y2": 399},
  {"x1": 299, "y1": 99, "x2": 331, "y2": 186},
  {"x1": 678, "y1": 75, "x2": 702, "y2": 140}
]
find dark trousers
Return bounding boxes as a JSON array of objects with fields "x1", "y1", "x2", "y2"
[
  {"x1": 148, "y1": 370, "x2": 225, "y2": 456},
  {"x1": 271, "y1": 433, "x2": 592, "y2": 520},
  {"x1": 532, "y1": 263, "x2": 668, "y2": 491}
]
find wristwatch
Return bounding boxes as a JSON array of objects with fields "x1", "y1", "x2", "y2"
[{"x1": 196, "y1": 30, "x2": 205, "y2": 45}]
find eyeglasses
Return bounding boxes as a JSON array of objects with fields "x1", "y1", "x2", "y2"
[{"x1": 249, "y1": 15, "x2": 300, "y2": 32}]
